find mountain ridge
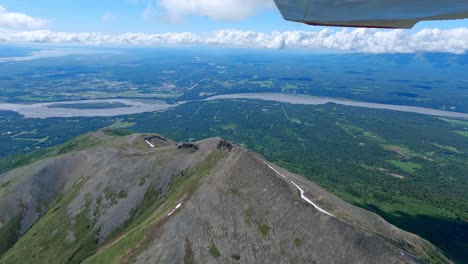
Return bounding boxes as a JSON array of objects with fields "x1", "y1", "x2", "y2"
[{"x1": 0, "y1": 130, "x2": 451, "y2": 263}]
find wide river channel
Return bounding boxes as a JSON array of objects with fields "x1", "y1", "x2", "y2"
[{"x1": 0, "y1": 93, "x2": 467, "y2": 120}]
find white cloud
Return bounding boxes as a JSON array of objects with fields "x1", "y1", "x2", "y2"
[
  {"x1": 0, "y1": 5, "x2": 48, "y2": 30},
  {"x1": 205, "y1": 30, "x2": 286, "y2": 49},
  {"x1": 0, "y1": 28, "x2": 467, "y2": 54},
  {"x1": 152, "y1": 0, "x2": 275, "y2": 22}
]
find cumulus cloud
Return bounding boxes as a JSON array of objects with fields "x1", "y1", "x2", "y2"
[
  {"x1": 0, "y1": 6, "x2": 48, "y2": 30},
  {"x1": 151, "y1": 0, "x2": 275, "y2": 22},
  {"x1": 279, "y1": 28, "x2": 468, "y2": 54},
  {"x1": 1, "y1": 28, "x2": 467, "y2": 54}
]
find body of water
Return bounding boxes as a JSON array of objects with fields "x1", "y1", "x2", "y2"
[
  {"x1": 0, "y1": 99, "x2": 176, "y2": 118},
  {"x1": 1, "y1": 94, "x2": 467, "y2": 120}
]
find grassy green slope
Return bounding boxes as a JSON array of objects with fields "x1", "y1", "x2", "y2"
[
  {"x1": 0, "y1": 129, "x2": 133, "y2": 259},
  {"x1": 0, "y1": 179, "x2": 97, "y2": 264}
]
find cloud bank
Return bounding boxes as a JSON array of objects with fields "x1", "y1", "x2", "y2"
[
  {"x1": 1, "y1": 28, "x2": 467, "y2": 54},
  {"x1": 0, "y1": 6, "x2": 48, "y2": 30}
]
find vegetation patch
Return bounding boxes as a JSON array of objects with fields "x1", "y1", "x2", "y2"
[
  {"x1": 244, "y1": 207, "x2": 270, "y2": 237},
  {"x1": 0, "y1": 216, "x2": 21, "y2": 257},
  {"x1": 282, "y1": 84, "x2": 299, "y2": 90},
  {"x1": 335, "y1": 123, "x2": 356, "y2": 137},
  {"x1": 291, "y1": 117, "x2": 302, "y2": 124},
  {"x1": 244, "y1": 207, "x2": 254, "y2": 226},
  {"x1": 184, "y1": 239, "x2": 197, "y2": 264},
  {"x1": 387, "y1": 160, "x2": 422, "y2": 174},
  {"x1": 13, "y1": 136, "x2": 49, "y2": 144},
  {"x1": 382, "y1": 144, "x2": 416, "y2": 157},
  {"x1": 138, "y1": 176, "x2": 147, "y2": 187},
  {"x1": 221, "y1": 123, "x2": 236, "y2": 131},
  {"x1": 294, "y1": 238, "x2": 303, "y2": 247},
  {"x1": 439, "y1": 118, "x2": 468, "y2": 127},
  {"x1": 256, "y1": 222, "x2": 271, "y2": 237},
  {"x1": 428, "y1": 142, "x2": 463, "y2": 154},
  {"x1": 102, "y1": 128, "x2": 134, "y2": 137},
  {"x1": 454, "y1": 131, "x2": 468, "y2": 138},
  {"x1": 0, "y1": 180, "x2": 11, "y2": 189},
  {"x1": 0, "y1": 178, "x2": 98, "y2": 264},
  {"x1": 209, "y1": 243, "x2": 221, "y2": 258},
  {"x1": 11, "y1": 130, "x2": 37, "y2": 138},
  {"x1": 227, "y1": 188, "x2": 241, "y2": 196},
  {"x1": 104, "y1": 186, "x2": 118, "y2": 206},
  {"x1": 117, "y1": 190, "x2": 128, "y2": 199},
  {"x1": 107, "y1": 119, "x2": 136, "y2": 129},
  {"x1": 250, "y1": 81, "x2": 273, "y2": 88}
]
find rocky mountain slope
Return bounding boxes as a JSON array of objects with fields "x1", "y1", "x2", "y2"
[{"x1": 0, "y1": 130, "x2": 450, "y2": 263}]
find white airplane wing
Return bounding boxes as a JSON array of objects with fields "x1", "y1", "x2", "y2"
[{"x1": 274, "y1": 0, "x2": 468, "y2": 28}]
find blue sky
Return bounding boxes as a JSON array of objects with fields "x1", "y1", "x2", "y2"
[
  {"x1": 1, "y1": 0, "x2": 468, "y2": 33},
  {"x1": 0, "y1": 0, "x2": 301, "y2": 33}
]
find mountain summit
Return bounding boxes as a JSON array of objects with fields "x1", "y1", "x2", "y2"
[{"x1": 0, "y1": 130, "x2": 449, "y2": 263}]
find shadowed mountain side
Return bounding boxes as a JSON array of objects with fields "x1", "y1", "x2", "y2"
[
  {"x1": 361, "y1": 204, "x2": 468, "y2": 263},
  {"x1": 0, "y1": 131, "x2": 450, "y2": 263}
]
